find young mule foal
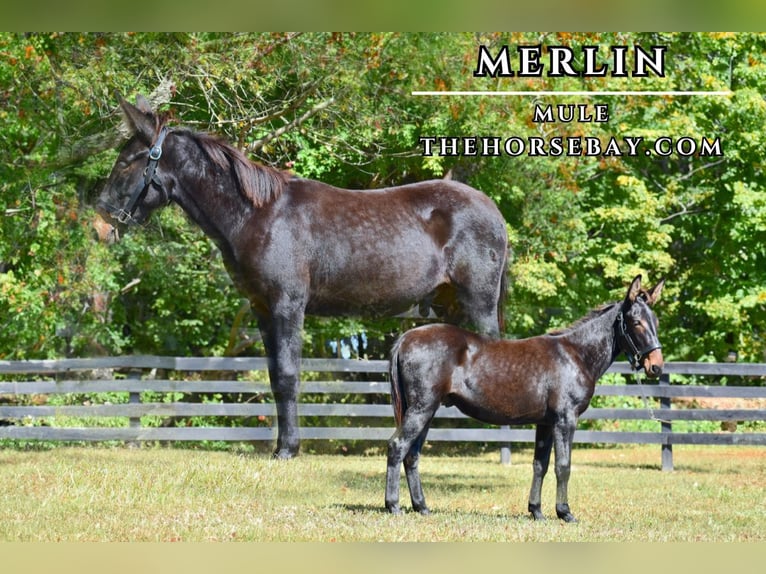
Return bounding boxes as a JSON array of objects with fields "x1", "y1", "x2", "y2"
[{"x1": 385, "y1": 275, "x2": 665, "y2": 522}]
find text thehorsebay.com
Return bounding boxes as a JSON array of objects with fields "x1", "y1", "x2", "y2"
[{"x1": 417, "y1": 44, "x2": 723, "y2": 159}]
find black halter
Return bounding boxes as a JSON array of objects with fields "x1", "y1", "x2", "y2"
[
  {"x1": 616, "y1": 309, "x2": 662, "y2": 370},
  {"x1": 117, "y1": 127, "x2": 170, "y2": 224}
]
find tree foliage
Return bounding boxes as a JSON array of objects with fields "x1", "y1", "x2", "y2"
[{"x1": 1, "y1": 32, "x2": 765, "y2": 362}]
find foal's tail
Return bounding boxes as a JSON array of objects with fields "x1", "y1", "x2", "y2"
[{"x1": 389, "y1": 335, "x2": 408, "y2": 428}]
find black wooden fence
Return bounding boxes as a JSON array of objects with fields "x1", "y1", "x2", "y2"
[{"x1": 1, "y1": 356, "x2": 765, "y2": 471}]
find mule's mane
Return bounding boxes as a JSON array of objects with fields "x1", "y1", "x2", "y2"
[{"x1": 178, "y1": 127, "x2": 290, "y2": 208}]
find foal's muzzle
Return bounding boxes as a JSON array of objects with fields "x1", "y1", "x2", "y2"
[
  {"x1": 640, "y1": 348, "x2": 664, "y2": 379},
  {"x1": 616, "y1": 310, "x2": 663, "y2": 378}
]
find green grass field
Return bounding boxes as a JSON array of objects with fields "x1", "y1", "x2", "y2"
[{"x1": 0, "y1": 444, "x2": 763, "y2": 542}]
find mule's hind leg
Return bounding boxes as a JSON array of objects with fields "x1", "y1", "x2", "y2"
[
  {"x1": 462, "y1": 294, "x2": 502, "y2": 337},
  {"x1": 386, "y1": 410, "x2": 434, "y2": 514},
  {"x1": 528, "y1": 424, "x2": 553, "y2": 520},
  {"x1": 434, "y1": 276, "x2": 501, "y2": 336},
  {"x1": 448, "y1": 236, "x2": 507, "y2": 337}
]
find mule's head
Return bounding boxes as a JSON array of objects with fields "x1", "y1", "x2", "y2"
[
  {"x1": 97, "y1": 94, "x2": 171, "y2": 228},
  {"x1": 617, "y1": 275, "x2": 665, "y2": 378}
]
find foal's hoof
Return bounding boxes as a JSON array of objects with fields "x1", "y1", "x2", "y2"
[
  {"x1": 386, "y1": 504, "x2": 403, "y2": 515},
  {"x1": 556, "y1": 506, "x2": 578, "y2": 523},
  {"x1": 528, "y1": 504, "x2": 545, "y2": 521}
]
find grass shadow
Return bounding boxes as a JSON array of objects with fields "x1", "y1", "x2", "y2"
[
  {"x1": 333, "y1": 502, "x2": 538, "y2": 522},
  {"x1": 333, "y1": 502, "x2": 392, "y2": 514},
  {"x1": 582, "y1": 460, "x2": 661, "y2": 471}
]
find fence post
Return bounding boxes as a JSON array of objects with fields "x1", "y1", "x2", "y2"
[
  {"x1": 499, "y1": 425, "x2": 511, "y2": 465},
  {"x1": 127, "y1": 369, "x2": 142, "y2": 448},
  {"x1": 659, "y1": 372, "x2": 672, "y2": 471}
]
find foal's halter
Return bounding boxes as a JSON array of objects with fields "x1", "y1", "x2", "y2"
[
  {"x1": 116, "y1": 126, "x2": 170, "y2": 224},
  {"x1": 616, "y1": 308, "x2": 662, "y2": 370}
]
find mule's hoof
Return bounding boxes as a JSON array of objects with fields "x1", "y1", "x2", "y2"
[
  {"x1": 416, "y1": 507, "x2": 431, "y2": 516},
  {"x1": 272, "y1": 448, "x2": 298, "y2": 460}
]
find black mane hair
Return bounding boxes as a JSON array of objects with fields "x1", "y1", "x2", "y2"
[{"x1": 178, "y1": 127, "x2": 291, "y2": 208}]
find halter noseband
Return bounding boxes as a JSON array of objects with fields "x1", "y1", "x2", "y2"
[
  {"x1": 616, "y1": 309, "x2": 662, "y2": 370},
  {"x1": 116, "y1": 126, "x2": 170, "y2": 224}
]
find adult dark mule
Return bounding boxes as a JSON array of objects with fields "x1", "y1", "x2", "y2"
[
  {"x1": 385, "y1": 275, "x2": 664, "y2": 522},
  {"x1": 97, "y1": 94, "x2": 509, "y2": 459}
]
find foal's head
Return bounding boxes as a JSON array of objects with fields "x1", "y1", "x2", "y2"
[{"x1": 617, "y1": 275, "x2": 665, "y2": 378}]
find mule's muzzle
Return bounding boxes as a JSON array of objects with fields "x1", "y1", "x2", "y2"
[
  {"x1": 93, "y1": 212, "x2": 121, "y2": 244},
  {"x1": 96, "y1": 199, "x2": 118, "y2": 222},
  {"x1": 97, "y1": 199, "x2": 140, "y2": 228},
  {"x1": 95, "y1": 200, "x2": 137, "y2": 244}
]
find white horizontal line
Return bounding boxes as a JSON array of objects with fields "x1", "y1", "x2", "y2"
[{"x1": 412, "y1": 90, "x2": 733, "y2": 97}]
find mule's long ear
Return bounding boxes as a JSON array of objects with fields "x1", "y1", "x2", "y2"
[
  {"x1": 625, "y1": 274, "x2": 643, "y2": 305},
  {"x1": 645, "y1": 277, "x2": 665, "y2": 306},
  {"x1": 118, "y1": 93, "x2": 157, "y2": 144},
  {"x1": 135, "y1": 94, "x2": 153, "y2": 113}
]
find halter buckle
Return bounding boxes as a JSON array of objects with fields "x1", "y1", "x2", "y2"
[
  {"x1": 149, "y1": 145, "x2": 163, "y2": 161},
  {"x1": 116, "y1": 208, "x2": 133, "y2": 225}
]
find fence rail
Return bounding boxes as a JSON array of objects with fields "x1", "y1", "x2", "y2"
[{"x1": 1, "y1": 357, "x2": 765, "y2": 470}]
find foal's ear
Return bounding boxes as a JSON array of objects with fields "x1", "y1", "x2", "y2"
[
  {"x1": 625, "y1": 274, "x2": 643, "y2": 304},
  {"x1": 644, "y1": 277, "x2": 665, "y2": 306},
  {"x1": 117, "y1": 92, "x2": 157, "y2": 144}
]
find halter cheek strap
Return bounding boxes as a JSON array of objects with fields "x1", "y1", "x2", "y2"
[
  {"x1": 616, "y1": 310, "x2": 662, "y2": 370},
  {"x1": 118, "y1": 127, "x2": 170, "y2": 224}
]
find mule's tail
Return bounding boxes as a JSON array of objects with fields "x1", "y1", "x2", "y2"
[
  {"x1": 497, "y1": 246, "x2": 510, "y2": 334},
  {"x1": 389, "y1": 335, "x2": 408, "y2": 428}
]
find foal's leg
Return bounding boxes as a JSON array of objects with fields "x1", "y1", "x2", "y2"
[
  {"x1": 386, "y1": 409, "x2": 434, "y2": 514},
  {"x1": 552, "y1": 416, "x2": 578, "y2": 522},
  {"x1": 403, "y1": 424, "x2": 433, "y2": 514},
  {"x1": 528, "y1": 424, "x2": 553, "y2": 520}
]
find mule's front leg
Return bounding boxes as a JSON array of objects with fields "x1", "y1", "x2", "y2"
[
  {"x1": 552, "y1": 417, "x2": 577, "y2": 523},
  {"x1": 528, "y1": 424, "x2": 553, "y2": 520},
  {"x1": 259, "y1": 307, "x2": 305, "y2": 459},
  {"x1": 272, "y1": 364, "x2": 300, "y2": 459}
]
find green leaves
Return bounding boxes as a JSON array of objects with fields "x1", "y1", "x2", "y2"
[{"x1": 1, "y1": 32, "x2": 766, "y2": 362}]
